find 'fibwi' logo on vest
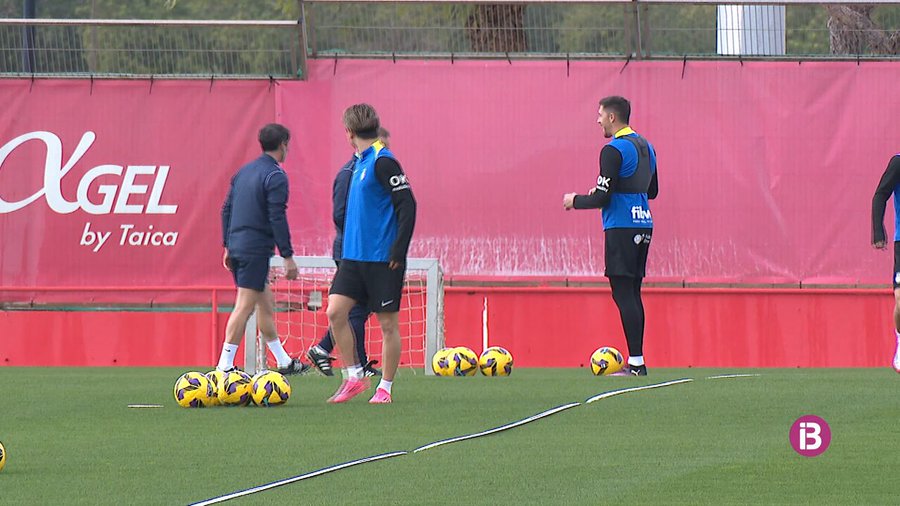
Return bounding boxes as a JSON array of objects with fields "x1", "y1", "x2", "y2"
[
  {"x1": 630, "y1": 206, "x2": 651, "y2": 220},
  {"x1": 0, "y1": 131, "x2": 180, "y2": 253}
]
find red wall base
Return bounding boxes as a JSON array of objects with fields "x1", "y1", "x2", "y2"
[
  {"x1": 1, "y1": 288, "x2": 894, "y2": 367},
  {"x1": 0, "y1": 311, "x2": 233, "y2": 367},
  {"x1": 444, "y1": 287, "x2": 895, "y2": 368}
]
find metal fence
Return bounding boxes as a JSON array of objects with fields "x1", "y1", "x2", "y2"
[
  {"x1": 1, "y1": 1, "x2": 899, "y2": 78},
  {"x1": 0, "y1": 19, "x2": 302, "y2": 77},
  {"x1": 305, "y1": 1, "x2": 900, "y2": 58}
]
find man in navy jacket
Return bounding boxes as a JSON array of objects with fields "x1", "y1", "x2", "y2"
[{"x1": 217, "y1": 123, "x2": 308, "y2": 376}]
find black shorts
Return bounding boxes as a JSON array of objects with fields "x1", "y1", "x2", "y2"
[
  {"x1": 229, "y1": 255, "x2": 270, "y2": 292},
  {"x1": 330, "y1": 260, "x2": 405, "y2": 313},
  {"x1": 894, "y1": 241, "x2": 900, "y2": 288},
  {"x1": 604, "y1": 228, "x2": 652, "y2": 278}
]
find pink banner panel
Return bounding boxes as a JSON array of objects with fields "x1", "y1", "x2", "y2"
[
  {"x1": 0, "y1": 79, "x2": 275, "y2": 291},
  {"x1": 280, "y1": 59, "x2": 900, "y2": 283},
  {"x1": 1, "y1": 60, "x2": 898, "y2": 293}
]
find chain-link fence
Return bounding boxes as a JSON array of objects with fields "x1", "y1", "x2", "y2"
[
  {"x1": 0, "y1": 19, "x2": 302, "y2": 76},
  {"x1": 1, "y1": 2, "x2": 900, "y2": 78},
  {"x1": 306, "y1": 1, "x2": 900, "y2": 58}
]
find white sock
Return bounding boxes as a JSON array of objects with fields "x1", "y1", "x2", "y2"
[
  {"x1": 894, "y1": 333, "x2": 900, "y2": 370},
  {"x1": 347, "y1": 364, "x2": 363, "y2": 380},
  {"x1": 217, "y1": 343, "x2": 239, "y2": 371},
  {"x1": 628, "y1": 355, "x2": 645, "y2": 367},
  {"x1": 266, "y1": 339, "x2": 292, "y2": 368},
  {"x1": 377, "y1": 379, "x2": 393, "y2": 394}
]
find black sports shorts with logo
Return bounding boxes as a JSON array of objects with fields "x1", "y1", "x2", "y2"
[
  {"x1": 604, "y1": 228, "x2": 652, "y2": 278},
  {"x1": 330, "y1": 259, "x2": 406, "y2": 313}
]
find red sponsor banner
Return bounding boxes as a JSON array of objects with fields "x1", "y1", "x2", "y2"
[
  {"x1": 281, "y1": 59, "x2": 900, "y2": 283},
  {"x1": 0, "y1": 79, "x2": 275, "y2": 293},
  {"x1": 1, "y1": 61, "x2": 899, "y2": 293}
]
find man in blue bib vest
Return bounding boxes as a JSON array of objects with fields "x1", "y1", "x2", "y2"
[
  {"x1": 326, "y1": 105, "x2": 417, "y2": 403},
  {"x1": 870, "y1": 153, "x2": 900, "y2": 373},
  {"x1": 306, "y1": 129, "x2": 392, "y2": 378},
  {"x1": 564, "y1": 95, "x2": 658, "y2": 376}
]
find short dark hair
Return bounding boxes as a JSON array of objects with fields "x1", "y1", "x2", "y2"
[
  {"x1": 259, "y1": 123, "x2": 290, "y2": 152},
  {"x1": 343, "y1": 104, "x2": 380, "y2": 140},
  {"x1": 598, "y1": 96, "x2": 631, "y2": 124}
]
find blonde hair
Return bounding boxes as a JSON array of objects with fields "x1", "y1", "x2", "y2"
[{"x1": 342, "y1": 104, "x2": 380, "y2": 139}]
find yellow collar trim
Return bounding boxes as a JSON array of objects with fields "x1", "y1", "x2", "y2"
[{"x1": 614, "y1": 127, "x2": 635, "y2": 138}]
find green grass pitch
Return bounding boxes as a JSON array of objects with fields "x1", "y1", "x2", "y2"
[{"x1": 0, "y1": 368, "x2": 897, "y2": 505}]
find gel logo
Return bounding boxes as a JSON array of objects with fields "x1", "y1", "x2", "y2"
[
  {"x1": 789, "y1": 415, "x2": 831, "y2": 457},
  {"x1": 0, "y1": 131, "x2": 178, "y2": 215}
]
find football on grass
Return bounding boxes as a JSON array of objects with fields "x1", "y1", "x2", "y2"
[{"x1": 590, "y1": 347, "x2": 624, "y2": 376}]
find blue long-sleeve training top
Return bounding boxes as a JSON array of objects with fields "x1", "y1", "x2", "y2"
[{"x1": 221, "y1": 153, "x2": 294, "y2": 258}]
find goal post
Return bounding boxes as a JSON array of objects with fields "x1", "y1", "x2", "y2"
[{"x1": 244, "y1": 256, "x2": 444, "y2": 376}]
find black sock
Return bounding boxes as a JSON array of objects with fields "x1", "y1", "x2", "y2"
[
  {"x1": 609, "y1": 275, "x2": 645, "y2": 358},
  {"x1": 316, "y1": 331, "x2": 334, "y2": 354},
  {"x1": 350, "y1": 305, "x2": 369, "y2": 364}
]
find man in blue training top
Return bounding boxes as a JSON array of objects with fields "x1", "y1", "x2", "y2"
[
  {"x1": 306, "y1": 128, "x2": 392, "y2": 378},
  {"x1": 870, "y1": 153, "x2": 900, "y2": 373},
  {"x1": 563, "y1": 95, "x2": 659, "y2": 376},
  {"x1": 218, "y1": 123, "x2": 309, "y2": 375},
  {"x1": 326, "y1": 104, "x2": 416, "y2": 404}
]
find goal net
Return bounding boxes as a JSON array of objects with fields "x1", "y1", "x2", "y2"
[{"x1": 244, "y1": 256, "x2": 444, "y2": 375}]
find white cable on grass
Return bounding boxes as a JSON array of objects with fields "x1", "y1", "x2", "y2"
[
  {"x1": 190, "y1": 378, "x2": 696, "y2": 503},
  {"x1": 706, "y1": 373, "x2": 761, "y2": 380},
  {"x1": 187, "y1": 451, "x2": 408, "y2": 506},
  {"x1": 585, "y1": 378, "x2": 694, "y2": 404},
  {"x1": 413, "y1": 402, "x2": 581, "y2": 453}
]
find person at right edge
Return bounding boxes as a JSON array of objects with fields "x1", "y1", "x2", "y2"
[
  {"x1": 870, "y1": 152, "x2": 900, "y2": 373},
  {"x1": 563, "y1": 95, "x2": 658, "y2": 376}
]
